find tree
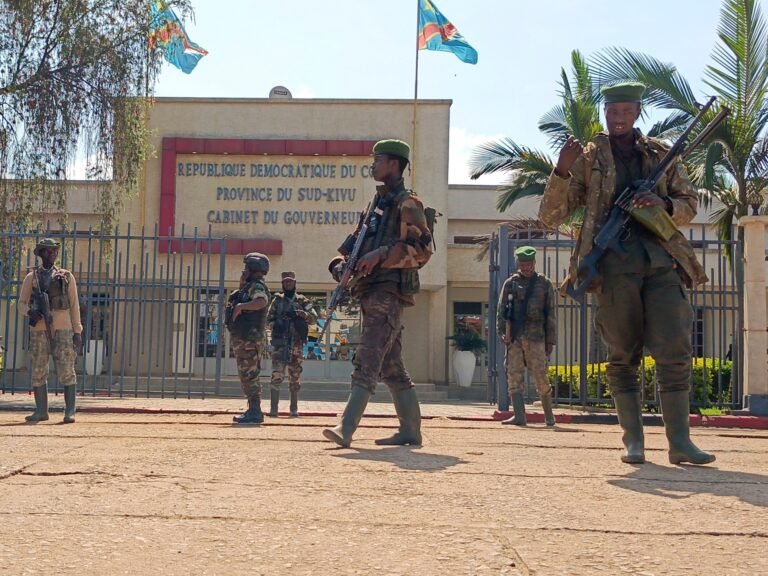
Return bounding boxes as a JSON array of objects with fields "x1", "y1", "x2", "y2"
[
  {"x1": 590, "y1": 0, "x2": 768, "y2": 252},
  {"x1": 0, "y1": 0, "x2": 193, "y2": 232},
  {"x1": 468, "y1": 50, "x2": 603, "y2": 217}
]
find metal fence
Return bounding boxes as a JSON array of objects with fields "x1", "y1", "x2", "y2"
[
  {"x1": 0, "y1": 225, "x2": 229, "y2": 398},
  {"x1": 487, "y1": 224, "x2": 742, "y2": 411}
]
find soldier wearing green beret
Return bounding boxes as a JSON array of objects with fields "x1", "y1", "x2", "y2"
[
  {"x1": 323, "y1": 139, "x2": 433, "y2": 448},
  {"x1": 539, "y1": 82, "x2": 714, "y2": 465},
  {"x1": 19, "y1": 238, "x2": 83, "y2": 423},
  {"x1": 496, "y1": 246, "x2": 557, "y2": 426}
]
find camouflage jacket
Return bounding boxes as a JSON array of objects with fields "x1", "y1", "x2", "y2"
[
  {"x1": 267, "y1": 292, "x2": 317, "y2": 342},
  {"x1": 538, "y1": 130, "x2": 707, "y2": 294},
  {"x1": 496, "y1": 272, "x2": 557, "y2": 345}
]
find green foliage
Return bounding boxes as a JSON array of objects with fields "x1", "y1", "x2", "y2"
[{"x1": 446, "y1": 331, "x2": 487, "y2": 354}]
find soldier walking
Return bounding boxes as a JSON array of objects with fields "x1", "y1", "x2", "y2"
[
  {"x1": 266, "y1": 271, "x2": 317, "y2": 417},
  {"x1": 19, "y1": 238, "x2": 83, "y2": 423},
  {"x1": 497, "y1": 246, "x2": 557, "y2": 427}
]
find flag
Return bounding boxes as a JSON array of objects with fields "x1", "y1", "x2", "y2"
[
  {"x1": 417, "y1": 0, "x2": 478, "y2": 64},
  {"x1": 149, "y1": 0, "x2": 208, "y2": 74}
]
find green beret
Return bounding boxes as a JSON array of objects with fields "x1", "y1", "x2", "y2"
[
  {"x1": 601, "y1": 82, "x2": 646, "y2": 104},
  {"x1": 373, "y1": 139, "x2": 410, "y2": 161},
  {"x1": 36, "y1": 238, "x2": 60, "y2": 248},
  {"x1": 515, "y1": 246, "x2": 537, "y2": 262}
]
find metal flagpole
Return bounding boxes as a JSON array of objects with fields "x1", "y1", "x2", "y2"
[{"x1": 411, "y1": 0, "x2": 420, "y2": 185}]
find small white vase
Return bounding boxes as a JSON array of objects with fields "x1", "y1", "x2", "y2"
[{"x1": 453, "y1": 350, "x2": 477, "y2": 388}]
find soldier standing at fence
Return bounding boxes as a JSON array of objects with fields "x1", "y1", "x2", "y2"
[
  {"x1": 19, "y1": 238, "x2": 83, "y2": 423},
  {"x1": 539, "y1": 82, "x2": 714, "y2": 465},
  {"x1": 226, "y1": 253, "x2": 271, "y2": 425},
  {"x1": 322, "y1": 139, "x2": 433, "y2": 448},
  {"x1": 266, "y1": 271, "x2": 317, "y2": 417},
  {"x1": 497, "y1": 246, "x2": 557, "y2": 427}
]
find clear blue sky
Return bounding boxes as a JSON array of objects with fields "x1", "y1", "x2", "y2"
[{"x1": 155, "y1": 0, "x2": 724, "y2": 184}]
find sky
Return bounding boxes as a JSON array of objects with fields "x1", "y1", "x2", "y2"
[{"x1": 154, "y1": 0, "x2": 725, "y2": 185}]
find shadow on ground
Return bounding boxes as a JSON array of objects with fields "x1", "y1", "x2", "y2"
[{"x1": 332, "y1": 446, "x2": 467, "y2": 472}]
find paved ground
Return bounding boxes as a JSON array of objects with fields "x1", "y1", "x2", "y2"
[{"x1": 0, "y1": 398, "x2": 766, "y2": 575}]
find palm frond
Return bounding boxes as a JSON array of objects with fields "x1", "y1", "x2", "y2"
[{"x1": 468, "y1": 138, "x2": 552, "y2": 180}]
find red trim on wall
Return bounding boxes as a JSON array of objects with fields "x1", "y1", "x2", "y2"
[{"x1": 159, "y1": 137, "x2": 375, "y2": 254}]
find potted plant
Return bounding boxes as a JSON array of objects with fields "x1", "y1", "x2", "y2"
[{"x1": 447, "y1": 331, "x2": 487, "y2": 387}]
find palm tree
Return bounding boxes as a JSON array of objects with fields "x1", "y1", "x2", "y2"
[
  {"x1": 590, "y1": 0, "x2": 768, "y2": 250},
  {"x1": 468, "y1": 50, "x2": 604, "y2": 215}
]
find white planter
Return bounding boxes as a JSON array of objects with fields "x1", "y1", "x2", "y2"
[
  {"x1": 84, "y1": 340, "x2": 104, "y2": 376},
  {"x1": 452, "y1": 350, "x2": 477, "y2": 388}
]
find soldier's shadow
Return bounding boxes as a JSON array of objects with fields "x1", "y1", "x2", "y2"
[
  {"x1": 608, "y1": 461, "x2": 768, "y2": 508},
  {"x1": 334, "y1": 446, "x2": 467, "y2": 472}
]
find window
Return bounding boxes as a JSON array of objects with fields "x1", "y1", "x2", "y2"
[{"x1": 197, "y1": 289, "x2": 222, "y2": 358}]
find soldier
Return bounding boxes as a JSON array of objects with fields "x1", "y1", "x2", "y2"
[
  {"x1": 266, "y1": 271, "x2": 317, "y2": 417},
  {"x1": 539, "y1": 81, "x2": 714, "y2": 465},
  {"x1": 497, "y1": 246, "x2": 557, "y2": 427},
  {"x1": 226, "y1": 252, "x2": 271, "y2": 425},
  {"x1": 322, "y1": 139, "x2": 433, "y2": 448},
  {"x1": 19, "y1": 238, "x2": 83, "y2": 423}
]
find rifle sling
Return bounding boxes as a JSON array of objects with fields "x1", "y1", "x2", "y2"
[{"x1": 511, "y1": 273, "x2": 538, "y2": 342}]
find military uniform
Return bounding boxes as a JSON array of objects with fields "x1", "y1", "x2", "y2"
[
  {"x1": 539, "y1": 82, "x2": 714, "y2": 464},
  {"x1": 19, "y1": 238, "x2": 82, "y2": 423},
  {"x1": 323, "y1": 139, "x2": 433, "y2": 448},
  {"x1": 226, "y1": 253, "x2": 271, "y2": 424},
  {"x1": 267, "y1": 271, "x2": 317, "y2": 416}
]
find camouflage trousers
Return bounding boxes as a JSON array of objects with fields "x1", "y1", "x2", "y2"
[
  {"x1": 270, "y1": 342, "x2": 304, "y2": 392},
  {"x1": 231, "y1": 334, "x2": 264, "y2": 400},
  {"x1": 505, "y1": 338, "x2": 551, "y2": 397},
  {"x1": 29, "y1": 330, "x2": 77, "y2": 388},
  {"x1": 351, "y1": 290, "x2": 412, "y2": 394}
]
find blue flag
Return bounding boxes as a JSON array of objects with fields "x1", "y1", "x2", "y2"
[
  {"x1": 149, "y1": 1, "x2": 208, "y2": 74},
  {"x1": 418, "y1": 0, "x2": 478, "y2": 64}
]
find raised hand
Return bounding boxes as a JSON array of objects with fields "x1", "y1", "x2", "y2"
[{"x1": 554, "y1": 136, "x2": 583, "y2": 178}]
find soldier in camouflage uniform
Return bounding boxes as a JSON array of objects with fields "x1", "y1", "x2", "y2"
[
  {"x1": 323, "y1": 139, "x2": 433, "y2": 448},
  {"x1": 226, "y1": 253, "x2": 271, "y2": 425},
  {"x1": 19, "y1": 238, "x2": 83, "y2": 423},
  {"x1": 497, "y1": 246, "x2": 557, "y2": 427},
  {"x1": 539, "y1": 82, "x2": 714, "y2": 465},
  {"x1": 266, "y1": 271, "x2": 317, "y2": 417}
]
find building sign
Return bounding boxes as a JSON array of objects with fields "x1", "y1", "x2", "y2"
[{"x1": 175, "y1": 154, "x2": 374, "y2": 233}]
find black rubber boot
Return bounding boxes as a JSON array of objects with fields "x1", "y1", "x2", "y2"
[
  {"x1": 540, "y1": 392, "x2": 556, "y2": 427},
  {"x1": 268, "y1": 388, "x2": 280, "y2": 417},
  {"x1": 660, "y1": 390, "x2": 715, "y2": 465},
  {"x1": 233, "y1": 398, "x2": 264, "y2": 425},
  {"x1": 25, "y1": 385, "x2": 49, "y2": 422},
  {"x1": 375, "y1": 387, "x2": 422, "y2": 446},
  {"x1": 289, "y1": 389, "x2": 299, "y2": 418},
  {"x1": 63, "y1": 385, "x2": 77, "y2": 424},
  {"x1": 613, "y1": 392, "x2": 645, "y2": 464},
  {"x1": 501, "y1": 393, "x2": 527, "y2": 426},
  {"x1": 322, "y1": 386, "x2": 371, "y2": 447}
]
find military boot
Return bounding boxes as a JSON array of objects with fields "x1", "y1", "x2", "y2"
[
  {"x1": 233, "y1": 398, "x2": 264, "y2": 425},
  {"x1": 660, "y1": 390, "x2": 715, "y2": 465},
  {"x1": 540, "y1": 392, "x2": 556, "y2": 427},
  {"x1": 613, "y1": 392, "x2": 645, "y2": 464},
  {"x1": 289, "y1": 389, "x2": 299, "y2": 418},
  {"x1": 501, "y1": 393, "x2": 527, "y2": 426},
  {"x1": 268, "y1": 388, "x2": 280, "y2": 417},
  {"x1": 322, "y1": 386, "x2": 371, "y2": 447},
  {"x1": 63, "y1": 385, "x2": 77, "y2": 424},
  {"x1": 25, "y1": 385, "x2": 49, "y2": 422},
  {"x1": 375, "y1": 387, "x2": 422, "y2": 446}
]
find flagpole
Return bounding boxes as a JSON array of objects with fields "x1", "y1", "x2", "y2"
[{"x1": 411, "y1": 0, "x2": 420, "y2": 186}]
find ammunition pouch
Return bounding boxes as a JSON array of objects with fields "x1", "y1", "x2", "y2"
[
  {"x1": 629, "y1": 204, "x2": 678, "y2": 241},
  {"x1": 399, "y1": 269, "x2": 420, "y2": 296}
]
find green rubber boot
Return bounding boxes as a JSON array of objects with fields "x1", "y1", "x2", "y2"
[
  {"x1": 63, "y1": 385, "x2": 77, "y2": 424},
  {"x1": 660, "y1": 391, "x2": 715, "y2": 465},
  {"x1": 322, "y1": 386, "x2": 371, "y2": 447},
  {"x1": 501, "y1": 393, "x2": 527, "y2": 426},
  {"x1": 540, "y1": 392, "x2": 556, "y2": 427},
  {"x1": 268, "y1": 388, "x2": 280, "y2": 417},
  {"x1": 375, "y1": 387, "x2": 422, "y2": 446},
  {"x1": 25, "y1": 385, "x2": 49, "y2": 422},
  {"x1": 613, "y1": 392, "x2": 645, "y2": 464},
  {"x1": 289, "y1": 389, "x2": 299, "y2": 418}
]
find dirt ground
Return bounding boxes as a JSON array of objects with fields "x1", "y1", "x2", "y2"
[{"x1": 0, "y1": 412, "x2": 766, "y2": 575}]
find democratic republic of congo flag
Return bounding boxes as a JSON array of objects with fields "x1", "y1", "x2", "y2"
[
  {"x1": 149, "y1": 0, "x2": 208, "y2": 74},
  {"x1": 417, "y1": 0, "x2": 478, "y2": 64}
]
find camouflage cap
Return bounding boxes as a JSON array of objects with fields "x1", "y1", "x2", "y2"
[
  {"x1": 36, "y1": 238, "x2": 60, "y2": 249},
  {"x1": 373, "y1": 139, "x2": 410, "y2": 161},
  {"x1": 601, "y1": 82, "x2": 646, "y2": 104},
  {"x1": 515, "y1": 246, "x2": 537, "y2": 262},
  {"x1": 281, "y1": 271, "x2": 296, "y2": 280}
]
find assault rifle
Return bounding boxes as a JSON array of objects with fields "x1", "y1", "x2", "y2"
[
  {"x1": 30, "y1": 268, "x2": 54, "y2": 344},
  {"x1": 566, "y1": 97, "x2": 730, "y2": 302}
]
